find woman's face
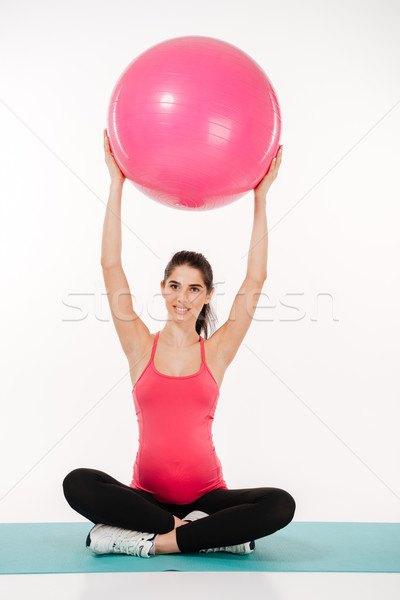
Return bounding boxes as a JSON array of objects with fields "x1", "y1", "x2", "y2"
[{"x1": 161, "y1": 265, "x2": 213, "y2": 323}]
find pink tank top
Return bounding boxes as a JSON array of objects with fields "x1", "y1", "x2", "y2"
[{"x1": 130, "y1": 330, "x2": 228, "y2": 504}]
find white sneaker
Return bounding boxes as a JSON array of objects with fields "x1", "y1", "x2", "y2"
[
  {"x1": 86, "y1": 523, "x2": 156, "y2": 558},
  {"x1": 182, "y1": 510, "x2": 209, "y2": 522},
  {"x1": 199, "y1": 540, "x2": 256, "y2": 555}
]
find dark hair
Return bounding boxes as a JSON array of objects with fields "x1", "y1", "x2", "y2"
[{"x1": 162, "y1": 250, "x2": 216, "y2": 339}]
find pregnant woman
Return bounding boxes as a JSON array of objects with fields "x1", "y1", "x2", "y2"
[{"x1": 62, "y1": 130, "x2": 295, "y2": 558}]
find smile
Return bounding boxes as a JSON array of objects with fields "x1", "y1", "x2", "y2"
[{"x1": 174, "y1": 306, "x2": 190, "y2": 313}]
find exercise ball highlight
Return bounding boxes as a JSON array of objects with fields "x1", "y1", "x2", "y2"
[{"x1": 107, "y1": 36, "x2": 281, "y2": 211}]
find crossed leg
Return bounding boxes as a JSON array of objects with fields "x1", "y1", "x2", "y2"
[{"x1": 62, "y1": 468, "x2": 295, "y2": 554}]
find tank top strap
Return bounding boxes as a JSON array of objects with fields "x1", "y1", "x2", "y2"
[
  {"x1": 199, "y1": 334, "x2": 205, "y2": 364},
  {"x1": 150, "y1": 331, "x2": 160, "y2": 362}
]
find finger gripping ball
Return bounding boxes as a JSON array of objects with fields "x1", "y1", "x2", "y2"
[{"x1": 107, "y1": 36, "x2": 281, "y2": 211}]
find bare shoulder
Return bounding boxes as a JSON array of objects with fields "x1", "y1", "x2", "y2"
[
  {"x1": 203, "y1": 325, "x2": 230, "y2": 366},
  {"x1": 203, "y1": 274, "x2": 266, "y2": 366},
  {"x1": 202, "y1": 327, "x2": 234, "y2": 390},
  {"x1": 125, "y1": 323, "x2": 155, "y2": 363}
]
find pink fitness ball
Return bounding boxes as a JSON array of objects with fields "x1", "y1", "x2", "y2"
[{"x1": 107, "y1": 35, "x2": 281, "y2": 211}]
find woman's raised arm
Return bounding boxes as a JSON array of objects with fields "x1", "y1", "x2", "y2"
[
  {"x1": 249, "y1": 145, "x2": 283, "y2": 280},
  {"x1": 207, "y1": 146, "x2": 283, "y2": 365},
  {"x1": 101, "y1": 129, "x2": 150, "y2": 356},
  {"x1": 101, "y1": 129, "x2": 125, "y2": 267}
]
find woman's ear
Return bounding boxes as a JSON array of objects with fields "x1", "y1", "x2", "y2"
[{"x1": 205, "y1": 287, "x2": 215, "y2": 304}]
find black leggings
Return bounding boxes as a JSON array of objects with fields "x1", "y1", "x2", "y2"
[{"x1": 62, "y1": 468, "x2": 296, "y2": 553}]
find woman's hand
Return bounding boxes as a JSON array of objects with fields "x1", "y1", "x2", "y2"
[
  {"x1": 254, "y1": 145, "x2": 283, "y2": 199},
  {"x1": 104, "y1": 128, "x2": 126, "y2": 184}
]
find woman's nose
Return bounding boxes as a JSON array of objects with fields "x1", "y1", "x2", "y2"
[{"x1": 177, "y1": 292, "x2": 189, "y2": 304}]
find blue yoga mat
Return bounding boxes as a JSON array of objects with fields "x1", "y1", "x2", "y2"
[{"x1": 1, "y1": 522, "x2": 399, "y2": 574}]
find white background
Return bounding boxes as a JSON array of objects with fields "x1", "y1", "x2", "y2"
[{"x1": 1, "y1": 0, "x2": 399, "y2": 524}]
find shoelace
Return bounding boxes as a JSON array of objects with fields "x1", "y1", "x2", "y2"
[
  {"x1": 200, "y1": 542, "x2": 253, "y2": 554},
  {"x1": 200, "y1": 546, "x2": 232, "y2": 553},
  {"x1": 113, "y1": 537, "x2": 149, "y2": 556}
]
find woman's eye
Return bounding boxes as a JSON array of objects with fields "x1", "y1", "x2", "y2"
[{"x1": 170, "y1": 284, "x2": 199, "y2": 292}]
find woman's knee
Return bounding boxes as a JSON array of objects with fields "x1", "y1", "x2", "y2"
[
  {"x1": 261, "y1": 487, "x2": 296, "y2": 529},
  {"x1": 277, "y1": 489, "x2": 296, "y2": 526},
  {"x1": 62, "y1": 467, "x2": 94, "y2": 502}
]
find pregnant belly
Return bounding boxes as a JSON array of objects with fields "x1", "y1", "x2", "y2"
[{"x1": 134, "y1": 445, "x2": 224, "y2": 504}]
